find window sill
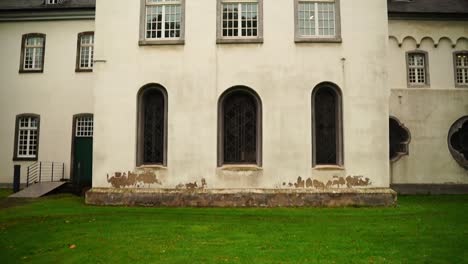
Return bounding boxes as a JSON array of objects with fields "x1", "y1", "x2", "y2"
[
  {"x1": 19, "y1": 69, "x2": 43, "y2": 74},
  {"x1": 75, "y1": 69, "x2": 93, "y2": 73},
  {"x1": 137, "y1": 164, "x2": 167, "y2": 170},
  {"x1": 313, "y1": 165, "x2": 345, "y2": 171},
  {"x1": 13, "y1": 157, "x2": 38, "y2": 162},
  {"x1": 216, "y1": 38, "x2": 264, "y2": 44},
  {"x1": 295, "y1": 37, "x2": 342, "y2": 43},
  {"x1": 407, "y1": 85, "x2": 431, "y2": 89},
  {"x1": 219, "y1": 164, "x2": 263, "y2": 171},
  {"x1": 139, "y1": 39, "x2": 185, "y2": 46}
]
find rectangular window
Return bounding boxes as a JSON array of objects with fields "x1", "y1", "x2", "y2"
[
  {"x1": 407, "y1": 52, "x2": 429, "y2": 87},
  {"x1": 295, "y1": 0, "x2": 341, "y2": 42},
  {"x1": 140, "y1": 0, "x2": 185, "y2": 45},
  {"x1": 454, "y1": 52, "x2": 468, "y2": 87},
  {"x1": 15, "y1": 116, "x2": 40, "y2": 160},
  {"x1": 20, "y1": 34, "x2": 46, "y2": 73},
  {"x1": 76, "y1": 32, "x2": 94, "y2": 72},
  {"x1": 217, "y1": 0, "x2": 263, "y2": 43}
]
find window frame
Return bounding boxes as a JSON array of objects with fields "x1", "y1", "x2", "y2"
[
  {"x1": 453, "y1": 51, "x2": 468, "y2": 88},
  {"x1": 216, "y1": 0, "x2": 264, "y2": 44},
  {"x1": 389, "y1": 116, "x2": 411, "y2": 163},
  {"x1": 311, "y1": 82, "x2": 344, "y2": 168},
  {"x1": 75, "y1": 32, "x2": 94, "y2": 73},
  {"x1": 139, "y1": 0, "x2": 186, "y2": 46},
  {"x1": 294, "y1": 0, "x2": 342, "y2": 43},
  {"x1": 406, "y1": 50, "x2": 430, "y2": 88},
  {"x1": 218, "y1": 86, "x2": 263, "y2": 167},
  {"x1": 447, "y1": 116, "x2": 468, "y2": 170},
  {"x1": 19, "y1": 33, "x2": 46, "y2": 74},
  {"x1": 136, "y1": 84, "x2": 169, "y2": 167},
  {"x1": 13, "y1": 114, "x2": 41, "y2": 162}
]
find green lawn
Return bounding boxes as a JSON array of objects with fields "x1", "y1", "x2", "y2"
[{"x1": 0, "y1": 192, "x2": 467, "y2": 264}]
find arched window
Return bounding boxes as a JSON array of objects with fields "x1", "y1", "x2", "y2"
[
  {"x1": 312, "y1": 82, "x2": 343, "y2": 166},
  {"x1": 136, "y1": 84, "x2": 168, "y2": 166},
  {"x1": 218, "y1": 86, "x2": 262, "y2": 166},
  {"x1": 389, "y1": 116, "x2": 411, "y2": 162},
  {"x1": 448, "y1": 116, "x2": 468, "y2": 169}
]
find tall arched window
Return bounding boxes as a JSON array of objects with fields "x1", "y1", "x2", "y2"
[
  {"x1": 218, "y1": 86, "x2": 262, "y2": 166},
  {"x1": 137, "y1": 84, "x2": 168, "y2": 166},
  {"x1": 312, "y1": 82, "x2": 343, "y2": 167}
]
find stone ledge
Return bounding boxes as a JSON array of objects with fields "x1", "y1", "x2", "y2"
[
  {"x1": 391, "y1": 184, "x2": 468, "y2": 195},
  {"x1": 86, "y1": 188, "x2": 397, "y2": 208}
]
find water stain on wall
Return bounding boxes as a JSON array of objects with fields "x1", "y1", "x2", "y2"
[{"x1": 176, "y1": 178, "x2": 207, "y2": 190}]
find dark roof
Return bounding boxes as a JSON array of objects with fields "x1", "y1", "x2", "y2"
[
  {"x1": 0, "y1": 0, "x2": 95, "y2": 10},
  {"x1": 388, "y1": 0, "x2": 468, "y2": 18}
]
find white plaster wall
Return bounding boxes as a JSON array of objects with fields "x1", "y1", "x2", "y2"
[
  {"x1": 93, "y1": 0, "x2": 390, "y2": 189},
  {"x1": 388, "y1": 20, "x2": 468, "y2": 183},
  {"x1": 0, "y1": 20, "x2": 95, "y2": 184}
]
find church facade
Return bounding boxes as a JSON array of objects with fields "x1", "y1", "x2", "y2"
[{"x1": 0, "y1": 0, "x2": 466, "y2": 206}]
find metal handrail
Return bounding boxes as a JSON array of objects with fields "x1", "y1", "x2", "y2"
[{"x1": 26, "y1": 162, "x2": 67, "y2": 187}]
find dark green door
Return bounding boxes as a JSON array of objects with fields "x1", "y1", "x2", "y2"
[{"x1": 73, "y1": 116, "x2": 93, "y2": 188}]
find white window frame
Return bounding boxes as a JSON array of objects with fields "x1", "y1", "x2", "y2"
[
  {"x1": 406, "y1": 51, "x2": 430, "y2": 87},
  {"x1": 76, "y1": 116, "x2": 94, "y2": 138},
  {"x1": 295, "y1": 0, "x2": 341, "y2": 43},
  {"x1": 454, "y1": 51, "x2": 468, "y2": 88},
  {"x1": 76, "y1": 32, "x2": 94, "y2": 72},
  {"x1": 139, "y1": 0, "x2": 185, "y2": 45},
  {"x1": 14, "y1": 115, "x2": 40, "y2": 161},
  {"x1": 21, "y1": 34, "x2": 46, "y2": 72},
  {"x1": 217, "y1": 0, "x2": 263, "y2": 44}
]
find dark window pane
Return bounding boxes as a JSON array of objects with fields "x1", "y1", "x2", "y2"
[
  {"x1": 315, "y1": 87, "x2": 337, "y2": 165},
  {"x1": 223, "y1": 92, "x2": 257, "y2": 164},
  {"x1": 142, "y1": 90, "x2": 165, "y2": 164}
]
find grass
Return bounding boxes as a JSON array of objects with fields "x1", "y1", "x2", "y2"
[{"x1": 0, "y1": 193, "x2": 467, "y2": 264}]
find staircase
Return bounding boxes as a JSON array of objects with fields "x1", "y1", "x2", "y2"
[{"x1": 9, "y1": 162, "x2": 69, "y2": 198}]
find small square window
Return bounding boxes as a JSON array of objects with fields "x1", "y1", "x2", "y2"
[
  {"x1": 295, "y1": 0, "x2": 341, "y2": 43},
  {"x1": 139, "y1": 0, "x2": 185, "y2": 45},
  {"x1": 217, "y1": 0, "x2": 263, "y2": 44}
]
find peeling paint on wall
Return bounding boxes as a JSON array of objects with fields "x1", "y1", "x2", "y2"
[
  {"x1": 282, "y1": 175, "x2": 371, "y2": 189},
  {"x1": 175, "y1": 178, "x2": 207, "y2": 190},
  {"x1": 107, "y1": 169, "x2": 162, "y2": 188}
]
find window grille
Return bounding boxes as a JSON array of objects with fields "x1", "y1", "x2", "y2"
[
  {"x1": 17, "y1": 116, "x2": 39, "y2": 158},
  {"x1": 223, "y1": 93, "x2": 258, "y2": 164},
  {"x1": 298, "y1": 0, "x2": 336, "y2": 37},
  {"x1": 221, "y1": 0, "x2": 259, "y2": 37},
  {"x1": 455, "y1": 52, "x2": 468, "y2": 86},
  {"x1": 76, "y1": 116, "x2": 93, "y2": 137},
  {"x1": 142, "y1": 90, "x2": 165, "y2": 164},
  {"x1": 145, "y1": 0, "x2": 182, "y2": 40}
]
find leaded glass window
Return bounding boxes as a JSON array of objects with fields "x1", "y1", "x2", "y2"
[
  {"x1": 137, "y1": 86, "x2": 167, "y2": 166},
  {"x1": 312, "y1": 84, "x2": 343, "y2": 166}
]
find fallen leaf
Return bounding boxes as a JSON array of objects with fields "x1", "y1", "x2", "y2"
[{"x1": 68, "y1": 244, "x2": 76, "y2": 249}]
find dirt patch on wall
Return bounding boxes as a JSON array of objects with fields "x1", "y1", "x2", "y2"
[{"x1": 107, "y1": 169, "x2": 163, "y2": 188}]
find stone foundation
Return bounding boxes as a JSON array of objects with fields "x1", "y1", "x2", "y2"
[
  {"x1": 86, "y1": 188, "x2": 397, "y2": 207},
  {"x1": 391, "y1": 184, "x2": 468, "y2": 195}
]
